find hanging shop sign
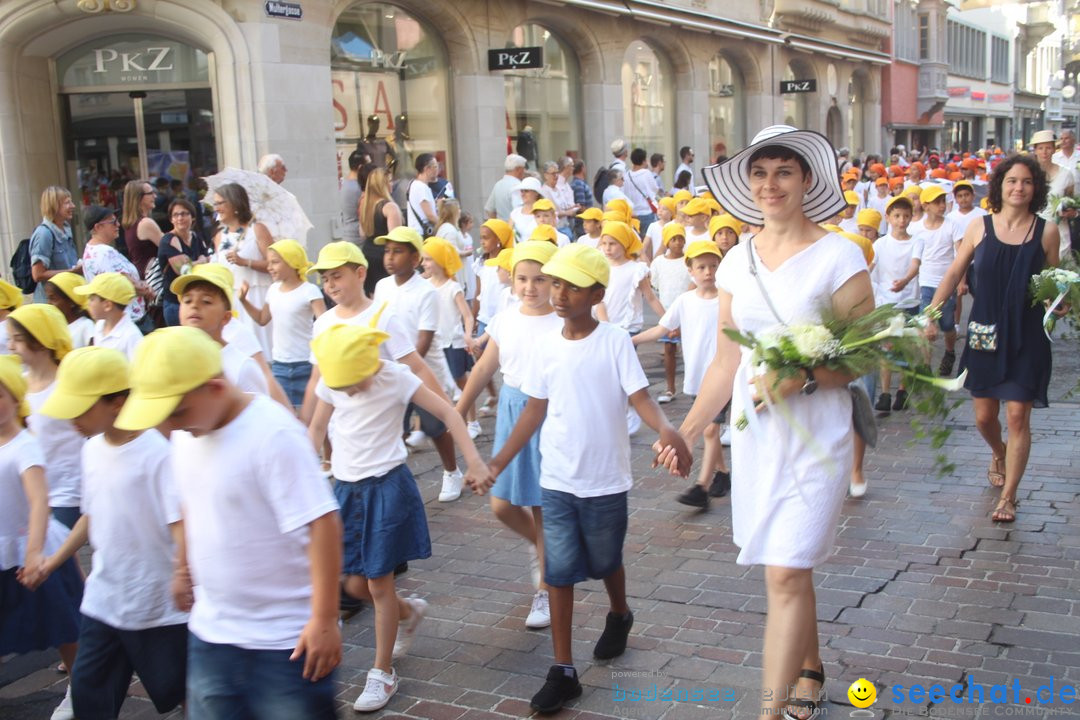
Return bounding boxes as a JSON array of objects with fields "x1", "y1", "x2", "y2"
[
  {"x1": 779, "y1": 79, "x2": 816, "y2": 94},
  {"x1": 56, "y1": 35, "x2": 209, "y2": 90},
  {"x1": 488, "y1": 47, "x2": 543, "y2": 72}
]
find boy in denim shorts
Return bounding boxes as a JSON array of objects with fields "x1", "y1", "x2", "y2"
[{"x1": 491, "y1": 244, "x2": 691, "y2": 714}]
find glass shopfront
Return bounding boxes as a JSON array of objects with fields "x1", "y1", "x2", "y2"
[
  {"x1": 708, "y1": 55, "x2": 743, "y2": 161},
  {"x1": 783, "y1": 63, "x2": 807, "y2": 130},
  {"x1": 622, "y1": 41, "x2": 674, "y2": 176},
  {"x1": 331, "y1": 3, "x2": 451, "y2": 182}
]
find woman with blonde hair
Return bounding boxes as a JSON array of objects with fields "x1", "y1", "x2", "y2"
[
  {"x1": 358, "y1": 165, "x2": 401, "y2": 295},
  {"x1": 121, "y1": 179, "x2": 164, "y2": 280},
  {"x1": 28, "y1": 186, "x2": 80, "y2": 302},
  {"x1": 435, "y1": 198, "x2": 475, "y2": 301}
]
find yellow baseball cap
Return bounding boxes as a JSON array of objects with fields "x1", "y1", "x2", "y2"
[
  {"x1": 576, "y1": 207, "x2": 603, "y2": 221},
  {"x1": 310, "y1": 325, "x2": 389, "y2": 388},
  {"x1": 704, "y1": 199, "x2": 724, "y2": 216},
  {"x1": 684, "y1": 240, "x2": 722, "y2": 261},
  {"x1": 115, "y1": 326, "x2": 223, "y2": 431},
  {"x1": 953, "y1": 180, "x2": 974, "y2": 194},
  {"x1": 601, "y1": 221, "x2": 643, "y2": 257},
  {"x1": 8, "y1": 304, "x2": 72, "y2": 361},
  {"x1": 920, "y1": 185, "x2": 946, "y2": 204},
  {"x1": 374, "y1": 226, "x2": 423, "y2": 253},
  {"x1": 843, "y1": 190, "x2": 860, "y2": 206},
  {"x1": 530, "y1": 198, "x2": 555, "y2": 214},
  {"x1": 74, "y1": 272, "x2": 136, "y2": 306},
  {"x1": 856, "y1": 208, "x2": 883, "y2": 230},
  {"x1": 171, "y1": 263, "x2": 235, "y2": 309},
  {"x1": 484, "y1": 247, "x2": 514, "y2": 272},
  {"x1": 529, "y1": 224, "x2": 559, "y2": 245},
  {"x1": 838, "y1": 230, "x2": 875, "y2": 265},
  {"x1": 902, "y1": 184, "x2": 922, "y2": 199},
  {"x1": 511, "y1": 240, "x2": 558, "y2": 269},
  {"x1": 542, "y1": 243, "x2": 610, "y2": 288},
  {"x1": 658, "y1": 197, "x2": 677, "y2": 215},
  {"x1": 311, "y1": 241, "x2": 368, "y2": 271},
  {"x1": 268, "y1": 239, "x2": 313, "y2": 276},
  {"x1": 0, "y1": 355, "x2": 29, "y2": 421},
  {"x1": 709, "y1": 214, "x2": 741, "y2": 239},
  {"x1": 481, "y1": 219, "x2": 513, "y2": 249},
  {"x1": 672, "y1": 189, "x2": 693, "y2": 203},
  {"x1": 886, "y1": 195, "x2": 914, "y2": 213},
  {"x1": 47, "y1": 272, "x2": 88, "y2": 310},
  {"x1": 0, "y1": 279, "x2": 22, "y2": 311},
  {"x1": 422, "y1": 236, "x2": 462, "y2": 277},
  {"x1": 682, "y1": 198, "x2": 710, "y2": 216},
  {"x1": 39, "y1": 346, "x2": 130, "y2": 420},
  {"x1": 662, "y1": 222, "x2": 687, "y2": 247}
]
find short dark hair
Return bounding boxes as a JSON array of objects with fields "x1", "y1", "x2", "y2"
[
  {"x1": 573, "y1": 159, "x2": 585, "y2": 175},
  {"x1": 415, "y1": 153, "x2": 436, "y2": 174},
  {"x1": 348, "y1": 150, "x2": 366, "y2": 172},
  {"x1": 182, "y1": 279, "x2": 231, "y2": 308},
  {"x1": 630, "y1": 148, "x2": 647, "y2": 166},
  {"x1": 674, "y1": 170, "x2": 692, "y2": 189},
  {"x1": 680, "y1": 146, "x2": 693, "y2": 161},
  {"x1": 987, "y1": 154, "x2": 1048, "y2": 215},
  {"x1": 747, "y1": 145, "x2": 811, "y2": 177},
  {"x1": 650, "y1": 153, "x2": 664, "y2": 167},
  {"x1": 101, "y1": 389, "x2": 131, "y2": 403},
  {"x1": 169, "y1": 197, "x2": 196, "y2": 218}
]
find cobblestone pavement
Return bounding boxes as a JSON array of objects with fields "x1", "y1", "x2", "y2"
[{"x1": 3, "y1": 333, "x2": 1078, "y2": 720}]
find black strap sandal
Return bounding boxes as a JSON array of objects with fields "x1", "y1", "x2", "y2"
[{"x1": 781, "y1": 665, "x2": 826, "y2": 720}]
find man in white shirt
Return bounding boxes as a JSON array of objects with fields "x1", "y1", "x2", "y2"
[
  {"x1": 1053, "y1": 129, "x2": 1078, "y2": 173},
  {"x1": 407, "y1": 153, "x2": 439, "y2": 233},
  {"x1": 485, "y1": 154, "x2": 527, "y2": 221},
  {"x1": 609, "y1": 139, "x2": 629, "y2": 172},
  {"x1": 674, "y1": 146, "x2": 694, "y2": 188},
  {"x1": 623, "y1": 148, "x2": 660, "y2": 235}
]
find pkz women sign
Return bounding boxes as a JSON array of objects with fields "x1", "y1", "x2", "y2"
[{"x1": 56, "y1": 35, "x2": 209, "y2": 90}]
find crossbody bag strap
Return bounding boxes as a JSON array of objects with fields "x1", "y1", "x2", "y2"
[{"x1": 746, "y1": 241, "x2": 787, "y2": 327}]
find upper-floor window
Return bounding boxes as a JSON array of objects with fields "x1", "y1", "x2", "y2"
[
  {"x1": 991, "y1": 36, "x2": 1009, "y2": 84},
  {"x1": 947, "y1": 19, "x2": 987, "y2": 79},
  {"x1": 895, "y1": 0, "x2": 919, "y2": 62},
  {"x1": 918, "y1": 15, "x2": 930, "y2": 60}
]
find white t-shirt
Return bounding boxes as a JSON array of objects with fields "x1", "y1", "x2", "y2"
[
  {"x1": 603, "y1": 261, "x2": 650, "y2": 332},
  {"x1": 839, "y1": 217, "x2": 860, "y2": 235},
  {"x1": 497, "y1": 285, "x2": 518, "y2": 315},
  {"x1": 315, "y1": 362, "x2": 421, "y2": 481},
  {"x1": 265, "y1": 281, "x2": 323, "y2": 363},
  {"x1": 870, "y1": 235, "x2": 920, "y2": 309},
  {"x1": 432, "y1": 280, "x2": 465, "y2": 350},
  {"x1": 602, "y1": 184, "x2": 629, "y2": 208},
  {"x1": 911, "y1": 217, "x2": 964, "y2": 288},
  {"x1": 867, "y1": 193, "x2": 890, "y2": 233},
  {"x1": 644, "y1": 221, "x2": 665, "y2": 260},
  {"x1": 222, "y1": 320, "x2": 262, "y2": 359},
  {"x1": 477, "y1": 264, "x2": 506, "y2": 325},
  {"x1": 407, "y1": 180, "x2": 435, "y2": 233},
  {"x1": 174, "y1": 395, "x2": 339, "y2": 650},
  {"x1": 79, "y1": 430, "x2": 187, "y2": 630},
  {"x1": 372, "y1": 273, "x2": 438, "y2": 343},
  {"x1": 222, "y1": 342, "x2": 269, "y2": 395},
  {"x1": 685, "y1": 227, "x2": 710, "y2": 244},
  {"x1": 69, "y1": 317, "x2": 94, "y2": 349},
  {"x1": 577, "y1": 234, "x2": 601, "y2": 249},
  {"x1": 659, "y1": 291, "x2": 718, "y2": 396},
  {"x1": 27, "y1": 382, "x2": 84, "y2": 508},
  {"x1": 486, "y1": 307, "x2": 563, "y2": 389},
  {"x1": 623, "y1": 168, "x2": 659, "y2": 217},
  {"x1": 0, "y1": 430, "x2": 46, "y2": 570},
  {"x1": 436, "y1": 223, "x2": 475, "y2": 300},
  {"x1": 907, "y1": 217, "x2": 925, "y2": 237},
  {"x1": 946, "y1": 206, "x2": 988, "y2": 234},
  {"x1": 93, "y1": 314, "x2": 143, "y2": 361},
  {"x1": 650, "y1": 255, "x2": 692, "y2": 309},
  {"x1": 510, "y1": 207, "x2": 538, "y2": 245},
  {"x1": 521, "y1": 322, "x2": 649, "y2": 497},
  {"x1": 309, "y1": 302, "x2": 416, "y2": 365}
]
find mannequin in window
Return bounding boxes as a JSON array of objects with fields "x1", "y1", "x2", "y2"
[
  {"x1": 516, "y1": 124, "x2": 538, "y2": 171},
  {"x1": 359, "y1": 114, "x2": 396, "y2": 173},
  {"x1": 391, "y1": 112, "x2": 413, "y2": 179}
]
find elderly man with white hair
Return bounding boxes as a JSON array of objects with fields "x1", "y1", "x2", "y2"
[
  {"x1": 485, "y1": 153, "x2": 527, "y2": 221},
  {"x1": 258, "y1": 153, "x2": 287, "y2": 184}
]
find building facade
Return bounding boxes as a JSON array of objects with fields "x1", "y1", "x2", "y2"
[{"x1": 0, "y1": 0, "x2": 887, "y2": 263}]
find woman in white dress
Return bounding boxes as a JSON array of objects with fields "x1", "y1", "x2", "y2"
[
  {"x1": 658, "y1": 126, "x2": 874, "y2": 720},
  {"x1": 212, "y1": 183, "x2": 273, "y2": 355},
  {"x1": 1032, "y1": 129, "x2": 1076, "y2": 257}
]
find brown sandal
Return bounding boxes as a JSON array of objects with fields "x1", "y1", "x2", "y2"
[
  {"x1": 992, "y1": 497, "x2": 1018, "y2": 523},
  {"x1": 987, "y1": 449, "x2": 1006, "y2": 488}
]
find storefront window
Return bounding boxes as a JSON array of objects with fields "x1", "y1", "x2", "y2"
[
  {"x1": 622, "y1": 41, "x2": 674, "y2": 179},
  {"x1": 783, "y1": 63, "x2": 807, "y2": 129},
  {"x1": 503, "y1": 25, "x2": 581, "y2": 171},
  {"x1": 708, "y1": 55, "x2": 743, "y2": 162},
  {"x1": 331, "y1": 3, "x2": 451, "y2": 182}
]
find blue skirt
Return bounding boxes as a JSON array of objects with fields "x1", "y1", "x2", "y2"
[
  {"x1": 334, "y1": 464, "x2": 432, "y2": 579},
  {"x1": 0, "y1": 558, "x2": 83, "y2": 655},
  {"x1": 491, "y1": 384, "x2": 543, "y2": 507}
]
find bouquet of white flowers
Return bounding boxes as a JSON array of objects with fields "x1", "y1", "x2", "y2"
[{"x1": 1030, "y1": 262, "x2": 1080, "y2": 338}]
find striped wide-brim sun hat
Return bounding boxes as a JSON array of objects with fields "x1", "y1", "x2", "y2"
[{"x1": 701, "y1": 125, "x2": 847, "y2": 226}]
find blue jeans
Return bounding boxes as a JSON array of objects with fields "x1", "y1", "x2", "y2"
[
  {"x1": 636, "y1": 212, "x2": 658, "y2": 238},
  {"x1": 542, "y1": 489, "x2": 628, "y2": 586},
  {"x1": 163, "y1": 300, "x2": 181, "y2": 327},
  {"x1": 271, "y1": 361, "x2": 312, "y2": 407},
  {"x1": 919, "y1": 286, "x2": 957, "y2": 333},
  {"x1": 186, "y1": 634, "x2": 337, "y2": 720}
]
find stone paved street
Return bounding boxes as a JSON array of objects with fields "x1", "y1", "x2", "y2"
[{"x1": 2, "y1": 334, "x2": 1078, "y2": 720}]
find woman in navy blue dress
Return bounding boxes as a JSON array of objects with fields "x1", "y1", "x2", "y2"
[{"x1": 929, "y1": 155, "x2": 1061, "y2": 523}]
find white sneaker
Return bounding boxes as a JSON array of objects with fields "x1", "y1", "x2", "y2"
[
  {"x1": 405, "y1": 430, "x2": 427, "y2": 448},
  {"x1": 720, "y1": 426, "x2": 732, "y2": 446},
  {"x1": 526, "y1": 590, "x2": 551, "y2": 629},
  {"x1": 50, "y1": 685, "x2": 74, "y2": 720},
  {"x1": 352, "y1": 667, "x2": 398, "y2": 712},
  {"x1": 849, "y1": 480, "x2": 868, "y2": 498},
  {"x1": 439, "y1": 470, "x2": 464, "y2": 501},
  {"x1": 467, "y1": 421, "x2": 482, "y2": 439},
  {"x1": 528, "y1": 544, "x2": 541, "y2": 588},
  {"x1": 392, "y1": 596, "x2": 427, "y2": 659},
  {"x1": 657, "y1": 391, "x2": 675, "y2": 404}
]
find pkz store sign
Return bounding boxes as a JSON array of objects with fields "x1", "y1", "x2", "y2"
[
  {"x1": 779, "y1": 79, "x2": 816, "y2": 94},
  {"x1": 488, "y1": 47, "x2": 543, "y2": 71},
  {"x1": 57, "y1": 35, "x2": 209, "y2": 90}
]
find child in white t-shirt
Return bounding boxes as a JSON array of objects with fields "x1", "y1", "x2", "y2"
[
  {"x1": 115, "y1": 326, "x2": 342, "y2": 718},
  {"x1": 35, "y1": 347, "x2": 186, "y2": 720},
  {"x1": 635, "y1": 241, "x2": 729, "y2": 508},
  {"x1": 238, "y1": 239, "x2": 326, "y2": 408},
  {"x1": 456, "y1": 241, "x2": 562, "y2": 631},
  {"x1": 643, "y1": 197, "x2": 677, "y2": 263},
  {"x1": 74, "y1": 272, "x2": 144, "y2": 361},
  {"x1": 649, "y1": 222, "x2": 692, "y2": 402},
  {"x1": 44, "y1": 272, "x2": 95, "y2": 349},
  {"x1": 0, "y1": 280, "x2": 22, "y2": 350},
  {"x1": 596, "y1": 221, "x2": 665, "y2": 334},
  {"x1": 491, "y1": 244, "x2": 691, "y2": 714},
  {"x1": 709, "y1": 214, "x2": 741, "y2": 257},
  {"x1": 680, "y1": 199, "x2": 712, "y2": 244},
  {"x1": 435, "y1": 200, "x2": 475, "y2": 302},
  {"x1": 575, "y1": 208, "x2": 603, "y2": 249},
  {"x1": 870, "y1": 196, "x2": 918, "y2": 412}
]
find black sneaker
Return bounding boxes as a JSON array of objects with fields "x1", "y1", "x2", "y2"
[
  {"x1": 938, "y1": 350, "x2": 956, "y2": 377},
  {"x1": 593, "y1": 611, "x2": 634, "y2": 659},
  {"x1": 530, "y1": 665, "x2": 582, "y2": 714},
  {"x1": 893, "y1": 389, "x2": 908, "y2": 411},
  {"x1": 676, "y1": 484, "x2": 709, "y2": 508},
  {"x1": 708, "y1": 471, "x2": 731, "y2": 498},
  {"x1": 874, "y1": 393, "x2": 892, "y2": 413}
]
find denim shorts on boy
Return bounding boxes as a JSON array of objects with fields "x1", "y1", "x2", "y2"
[
  {"x1": 51, "y1": 505, "x2": 81, "y2": 530},
  {"x1": 491, "y1": 385, "x2": 543, "y2": 507},
  {"x1": 657, "y1": 335, "x2": 680, "y2": 345},
  {"x1": 919, "y1": 286, "x2": 957, "y2": 332},
  {"x1": 542, "y1": 488, "x2": 628, "y2": 586},
  {"x1": 0, "y1": 559, "x2": 83, "y2": 655},
  {"x1": 334, "y1": 464, "x2": 432, "y2": 579},
  {"x1": 443, "y1": 346, "x2": 474, "y2": 381},
  {"x1": 403, "y1": 402, "x2": 447, "y2": 438},
  {"x1": 186, "y1": 634, "x2": 337, "y2": 720},
  {"x1": 270, "y1": 360, "x2": 313, "y2": 407},
  {"x1": 71, "y1": 616, "x2": 186, "y2": 719}
]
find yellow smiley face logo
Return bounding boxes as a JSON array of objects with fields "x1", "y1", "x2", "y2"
[{"x1": 848, "y1": 678, "x2": 877, "y2": 708}]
